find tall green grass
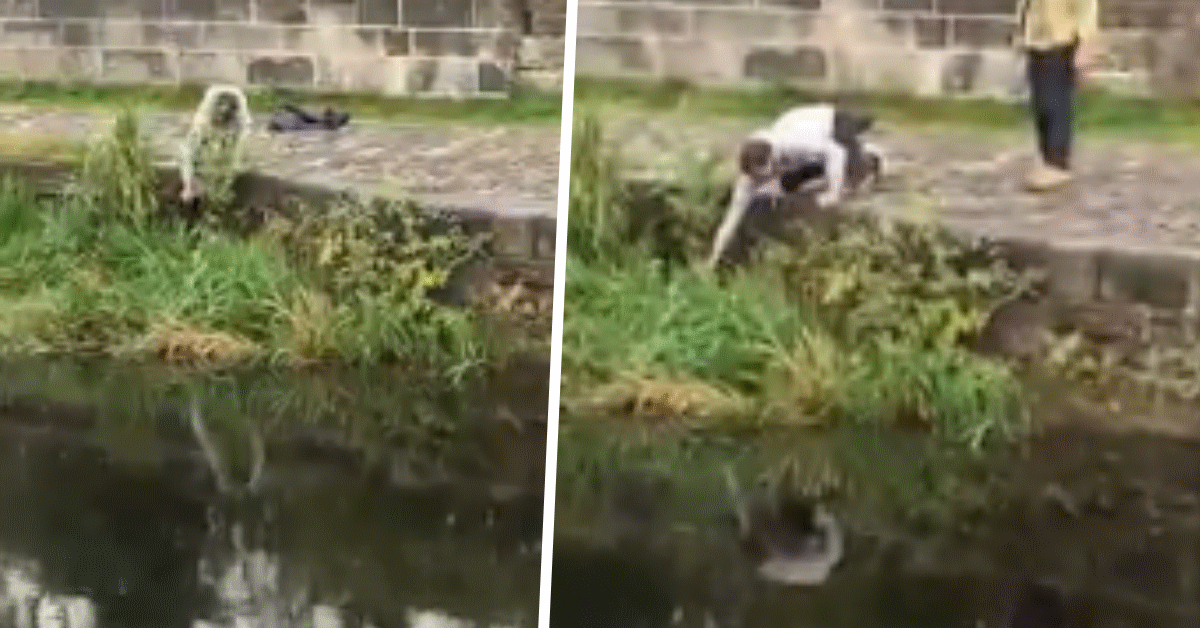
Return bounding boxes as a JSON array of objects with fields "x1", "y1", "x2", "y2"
[
  {"x1": 0, "y1": 110, "x2": 491, "y2": 373},
  {"x1": 562, "y1": 111, "x2": 1026, "y2": 447},
  {"x1": 0, "y1": 80, "x2": 562, "y2": 125}
]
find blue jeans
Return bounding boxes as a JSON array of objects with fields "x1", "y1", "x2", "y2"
[{"x1": 1027, "y1": 42, "x2": 1078, "y2": 170}]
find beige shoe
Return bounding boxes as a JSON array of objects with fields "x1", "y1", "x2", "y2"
[{"x1": 1024, "y1": 164, "x2": 1073, "y2": 192}]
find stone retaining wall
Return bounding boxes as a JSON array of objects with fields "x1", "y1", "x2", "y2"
[
  {"x1": 0, "y1": 0, "x2": 566, "y2": 96},
  {"x1": 577, "y1": 0, "x2": 1200, "y2": 98},
  {"x1": 629, "y1": 175, "x2": 1200, "y2": 361}
]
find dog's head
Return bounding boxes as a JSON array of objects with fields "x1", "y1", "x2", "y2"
[{"x1": 210, "y1": 91, "x2": 242, "y2": 128}]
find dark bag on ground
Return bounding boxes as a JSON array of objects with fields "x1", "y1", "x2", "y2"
[{"x1": 267, "y1": 104, "x2": 351, "y2": 133}]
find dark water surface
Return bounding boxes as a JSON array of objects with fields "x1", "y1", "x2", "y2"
[
  {"x1": 0, "y1": 359, "x2": 547, "y2": 628},
  {"x1": 552, "y1": 421, "x2": 1200, "y2": 628}
]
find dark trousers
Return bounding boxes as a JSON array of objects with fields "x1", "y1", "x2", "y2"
[
  {"x1": 779, "y1": 108, "x2": 874, "y2": 194},
  {"x1": 1027, "y1": 43, "x2": 1078, "y2": 170}
]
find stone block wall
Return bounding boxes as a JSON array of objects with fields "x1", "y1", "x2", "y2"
[
  {"x1": 0, "y1": 0, "x2": 551, "y2": 96},
  {"x1": 505, "y1": 0, "x2": 566, "y2": 89},
  {"x1": 576, "y1": 0, "x2": 1200, "y2": 99}
]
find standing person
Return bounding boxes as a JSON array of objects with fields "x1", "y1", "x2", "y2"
[{"x1": 1018, "y1": 0, "x2": 1101, "y2": 192}]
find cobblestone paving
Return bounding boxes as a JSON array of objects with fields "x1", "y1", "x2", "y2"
[
  {"x1": 607, "y1": 113, "x2": 1200, "y2": 251},
  {"x1": 0, "y1": 104, "x2": 563, "y2": 211}
]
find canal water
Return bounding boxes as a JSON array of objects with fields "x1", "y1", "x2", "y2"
[
  {"x1": 0, "y1": 359, "x2": 546, "y2": 628},
  {"x1": 552, "y1": 420, "x2": 1200, "y2": 628}
]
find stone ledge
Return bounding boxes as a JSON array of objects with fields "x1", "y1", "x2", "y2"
[{"x1": 627, "y1": 174, "x2": 1200, "y2": 351}]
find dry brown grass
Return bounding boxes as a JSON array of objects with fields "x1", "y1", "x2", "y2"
[
  {"x1": 277, "y1": 288, "x2": 338, "y2": 361},
  {"x1": 126, "y1": 319, "x2": 259, "y2": 366},
  {"x1": 0, "y1": 132, "x2": 86, "y2": 162},
  {"x1": 575, "y1": 373, "x2": 752, "y2": 421}
]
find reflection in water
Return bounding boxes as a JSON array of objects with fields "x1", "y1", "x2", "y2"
[
  {"x1": 723, "y1": 466, "x2": 843, "y2": 586},
  {"x1": 0, "y1": 363, "x2": 544, "y2": 628},
  {"x1": 406, "y1": 609, "x2": 515, "y2": 628},
  {"x1": 554, "y1": 425, "x2": 1200, "y2": 627}
]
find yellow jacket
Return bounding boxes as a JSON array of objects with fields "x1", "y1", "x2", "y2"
[{"x1": 1017, "y1": 0, "x2": 1100, "y2": 50}]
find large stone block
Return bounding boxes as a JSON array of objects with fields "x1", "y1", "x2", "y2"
[
  {"x1": 307, "y1": 0, "x2": 356, "y2": 23},
  {"x1": 478, "y1": 59, "x2": 509, "y2": 91},
  {"x1": 382, "y1": 28, "x2": 410, "y2": 54},
  {"x1": 40, "y1": 0, "x2": 164, "y2": 18},
  {"x1": 167, "y1": 0, "x2": 250, "y2": 20},
  {"x1": 1101, "y1": 30, "x2": 1157, "y2": 74},
  {"x1": 938, "y1": 48, "x2": 1023, "y2": 96},
  {"x1": 832, "y1": 46, "x2": 931, "y2": 92},
  {"x1": 527, "y1": 0, "x2": 566, "y2": 35},
  {"x1": 1102, "y1": 0, "x2": 1188, "y2": 30},
  {"x1": 143, "y1": 21, "x2": 203, "y2": 48},
  {"x1": 246, "y1": 54, "x2": 316, "y2": 86},
  {"x1": 37, "y1": 0, "x2": 99, "y2": 18},
  {"x1": 203, "y1": 22, "x2": 286, "y2": 49},
  {"x1": 99, "y1": 47, "x2": 176, "y2": 83},
  {"x1": 613, "y1": 5, "x2": 688, "y2": 35},
  {"x1": 178, "y1": 50, "x2": 246, "y2": 84},
  {"x1": 517, "y1": 34, "x2": 563, "y2": 69},
  {"x1": 691, "y1": 6, "x2": 818, "y2": 42},
  {"x1": 9, "y1": 45, "x2": 98, "y2": 80},
  {"x1": 94, "y1": 20, "x2": 156, "y2": 47},
  {"x1": 574, "y1": 35, "x2": 651, "y2": 75},
  {"x1": 583, "y1": 3, "x2": 685, "y2": 36},
  {"x1": 0, "y1": 0, "x2": 38, "y2": 18},
  {"x1": 411, "y1": 28, "x2": 516, "y2": 59},
  {"x1": 1043, "y1": 243, "x2": 1100, "y2": 305},
  {"x1": 884, "y1": 0, "x2": 933, "y2": 10},
  {"x1": 317, "y1": 55, "x2": 390, "y2": 91},
  {"x1": 253, "y1": 0, "x2": 307, "y2": 22},
  {"x1": 576, "y1": 3, "x2": 612, "y2": 34},
  {"x1": 0, "y1": 48, "x2": 21, "y2": 77},
  {"x1": 655, "y1": 38, "x2": 746, "y2": 84},
  {"x1": 58, "y1": 44, "x2": 100, "y2": 78},
  {"x1": 401, "y1": 0, "x2": 473, "y2": 27},
  {"x1": 167, "y1": 0, "x2": 216, "y2": 19},
  {"x1": 762, "y1": 0, "x2": 821, "y2": 9},
  {"x1": 743, "y1": 45, "x2": 828, "y2": 83},
  {"x1": 106, "y1": 0, "x2": 166, "y2": 18},
  {"x1": 405, "y1": 56, "x2": 480, "y2": 94},
  {"x1": 0, "y1": 18, "x2": 61, "y2": 46},
  {"x1": 935, "y1": 0, "x2": 1017, "y2": 15},
  {"x1": 1146, "y1": 24, "x2": 1200, "y2": 98},
  {"x1": 357, "y1": 0, "x2": 399, "y2": 25},
  {"x1": 58, "y1": 19, "x2": 92, "y2": 45},
  {"x1": 915, "y1": 16, "x2": 949, "y2": 47},
  {"x1": 374, "y1": 56, "x2": 412, "y2": 93},
  {"x1": 950, "y1": 16, "x2": 1014, "y2": 47},
  {"x1": 1097, "y1": 247, "x2": 1200, "y2": 312},
  {"x1": 280, "y1": 24, "x2": 383, "y2": 56}
]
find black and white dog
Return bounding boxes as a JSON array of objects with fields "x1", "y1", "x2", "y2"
[{"x1": 706, "y1": 104, "x2": 883, "y2": 269}]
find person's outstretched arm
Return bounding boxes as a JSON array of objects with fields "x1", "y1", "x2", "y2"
[
  {"x1": 815, "y1": 140, "x2": 847, "y2": 208},
  {"x1": 707, "y1": 174, "x2": 756, "y2": 270}
]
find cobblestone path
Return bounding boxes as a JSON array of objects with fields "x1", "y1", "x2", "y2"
[
  {"x1": 608, "y1": 112, "x2": 1200, "y2": 251},
  {"x1": 0, "y1": 104, "x2": 563, "y2": 214}
]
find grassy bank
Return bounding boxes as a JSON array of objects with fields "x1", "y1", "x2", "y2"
[
  {"x1": 0, "y1": 109, "x2": 523, "y2": 372},
  {"x1": 0, "y1": 81, "x2": 562, "y2": 124},
  {"x1": 576, "y1": 77, "x2": 1200, "y2": 138},
  {"x1": 562, "y1": 111, "x2": 1036, "y2": 448}
]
